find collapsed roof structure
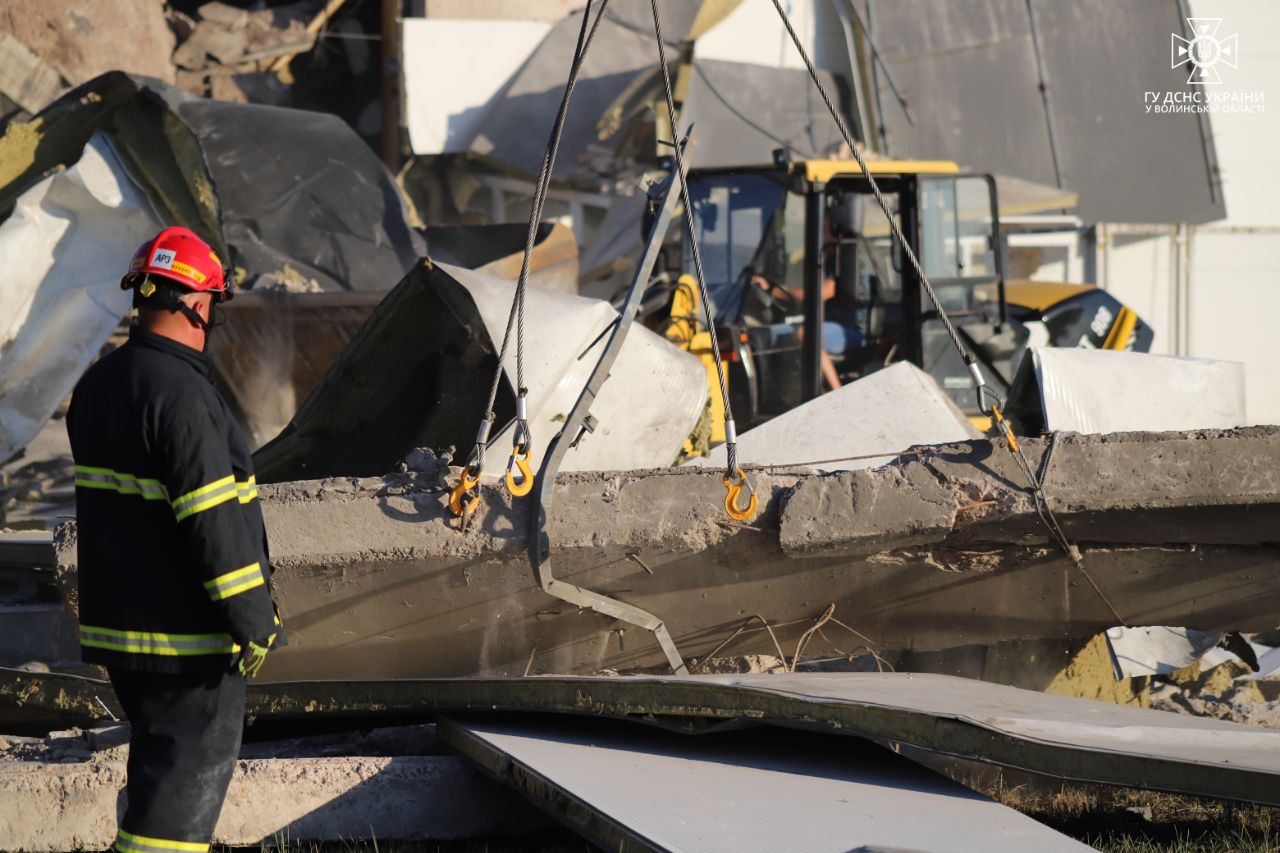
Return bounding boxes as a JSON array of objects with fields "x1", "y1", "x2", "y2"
[{"x1": 0, "y1": 3, "x2": 1276, "y2": 848}]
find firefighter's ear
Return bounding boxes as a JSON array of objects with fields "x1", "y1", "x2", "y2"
[{"x1": 180, "y1": 291, "x2": 212, "y2": 322}]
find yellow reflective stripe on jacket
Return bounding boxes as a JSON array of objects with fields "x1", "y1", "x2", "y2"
[
  {"x1": 237, "y1": 475, "x2": 258, "y2": 503},
  {"x1": 80, "y1": 624, "x2": 240, "y2": 656},
  {"x1": 171, "y1": 475, "x2": 237, "y2": 521},
  {"x1": 114, "y1": 829, "x2": 209, "y2": 853},
  {"x1": 203, "y1": 562, "x2": 264, "y2": 601},
  {"x1": 73, "y1": 466, "x2": 169, "y2": 501}
]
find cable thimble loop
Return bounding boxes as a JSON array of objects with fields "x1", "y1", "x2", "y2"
[
  {"x1": 989, "y1": 402, "x2": 1020, "y2": 454},
  {"x1": 450, "y1": 417, "x2": 492, "y2": 518},
  {"x1": 966, "y1": 355, "x2": 993, "y2": 413},
  {"x1": 965, "y1": 358, "x2": 1020, "y2": 453},
  {"x1": 505, "y1": 392, "x2": 535, "y2": 497}
]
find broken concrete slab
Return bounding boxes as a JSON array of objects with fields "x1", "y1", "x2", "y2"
[
  {"x1": 0, "y1": 605, "x2": 78, "y2": 667},
  {"x1": 0, "y1": 532, "x2": 54, "y2": 569},
  {"x1": 0, "y1": 35, "x2": 64, "y2": 114},
  {"x1": 777, "y1": 461, "x2": 959, "y2": 556},
  {"x1": 691, "y1": 361, "x2": 981, "y2": 473},
  {"x1": 781, "y1": 427, "x2": 1280, "y2": 556},
  {"x1": 51, "y1": 429, "x2": 1280, "y2": 678},
  {"x1": 0, "y1": 754, "x2": 552, "y2": 850}
]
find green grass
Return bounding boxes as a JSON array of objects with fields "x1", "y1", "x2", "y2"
[{"x1": 973, "y1": 773, "x2": 1279, "y2": 852}]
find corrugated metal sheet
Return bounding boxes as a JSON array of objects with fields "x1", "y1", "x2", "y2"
[{"x1": 868, "y1": 0, "x2": 1225, "y2": 223}]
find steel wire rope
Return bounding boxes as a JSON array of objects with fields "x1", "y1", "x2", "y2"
[
  {"x1": 463, "y1": 0, "x2": 611, "y2": 489},
  {"x1": 765, "y1": 0, "x2": 1126, "y2": 626},
  {"x1": 648, "y1": 0, "x2": 741, "y2": 478}
]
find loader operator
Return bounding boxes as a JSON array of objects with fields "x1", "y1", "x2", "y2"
[{"x1": 67, "y1": 226, "x2": 283, "y2": 853}]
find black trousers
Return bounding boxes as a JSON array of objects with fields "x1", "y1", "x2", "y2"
[{"x1": 107, "y1": 668, "x2": 246, "y2": 853}]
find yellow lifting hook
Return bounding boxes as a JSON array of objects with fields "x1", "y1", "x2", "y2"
[
  {"x1": 722, "y1": 468, "x2": 758, "y2": 521},
  {"x1": 505, "y1": 443, "x2": 535, "y2": 497},
  {"x1": 448, "y1": 467, "x2": 481, "y2": 517},
  {"x1": 990, "y1": 404, "x2": 1020, "y2": 453}
]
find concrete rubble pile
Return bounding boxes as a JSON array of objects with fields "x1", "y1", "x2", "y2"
[{"x1": 169, "y1": 1, "x2": 322, "y2": 103}]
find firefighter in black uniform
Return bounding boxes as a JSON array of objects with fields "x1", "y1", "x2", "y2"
[{"x1": 67, "y1": 226, "x2": 283, "y2": 853}]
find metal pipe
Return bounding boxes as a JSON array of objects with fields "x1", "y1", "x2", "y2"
[
  {"x1": 862, "y1": 0, "x2": 890, "y2": 153},
  {"x1": 380, "y1": 0, "x2": 401, "y2": 170},
  {"x1": 830, "y1": 0, "x2": 871, "y2": 145},
  {"x1": 1177, "y1": 223, "x2": 1192, "y2": 356},
  {"x1": 802, "y1": 186, "x2": 825, "y2": 400},
  {"x1": 1024, "y1": 0, "x2": 1064, "y2": 188},
  {"x1": 1168, "y1": 224, "x2": 1180, "y2": 356},
  {"x1": 845, "y1": 1, "x2": 914, "y2": 126}
]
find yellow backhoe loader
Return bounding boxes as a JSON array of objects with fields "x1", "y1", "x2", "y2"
[{"x1": 648, "y1": 156, "x2": 1151, "y2": 437}]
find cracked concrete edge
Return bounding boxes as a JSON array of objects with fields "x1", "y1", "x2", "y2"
[
  {"x1": 778, "y1": 462, "x2": 960, "y2": 557},
  {"x1": 0, "y1": 754, "x2": 552, "y2": 850},
  {"x1": 779, "y1": 426, "x2": 1280, "y2": 556}
]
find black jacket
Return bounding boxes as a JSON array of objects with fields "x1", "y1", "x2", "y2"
[{"x1": 67, "y1": 329, "x2": 282, "y2": 674}]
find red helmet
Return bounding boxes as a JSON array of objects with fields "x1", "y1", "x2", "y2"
[{"x1": 121, "y1": 226, "x2": 231, "y2": 301}]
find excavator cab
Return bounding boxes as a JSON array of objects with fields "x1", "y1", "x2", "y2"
[{"x1": 653, "y1": 157, "x2": 1152, "y2": 430}]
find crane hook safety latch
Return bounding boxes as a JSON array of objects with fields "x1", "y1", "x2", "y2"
[
  {"x1": 722, "y1": 468, "x2": 758, "y2": 522},
  {"x1": 448, "y1": 466, "x2": 482, "y2": 518},
  {"x1": 505, "y1": 443, "x2": 535, "y2": 497},
  {"x1": 990, "y1": 403, "x2": 1020, "y2": 453}
]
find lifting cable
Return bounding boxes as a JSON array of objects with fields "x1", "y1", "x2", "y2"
[
  {"x1": 765, "y1": 0, "x2": 1126, "y2": 626},
  {"x1": 648, "y1": 0, "x2": 757, "y2": 523},
  {"x1": 450, "y1": 0, "x2": 611, "y2": 521}
]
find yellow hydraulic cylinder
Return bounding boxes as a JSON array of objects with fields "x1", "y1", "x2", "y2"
[{"x1": 665, "y1": 274, "x2": 726, "y2": 445}]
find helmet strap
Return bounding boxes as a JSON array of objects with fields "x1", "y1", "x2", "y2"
[{"x1": 133, "y1": 275, "x2": 213, "y2": 332}]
